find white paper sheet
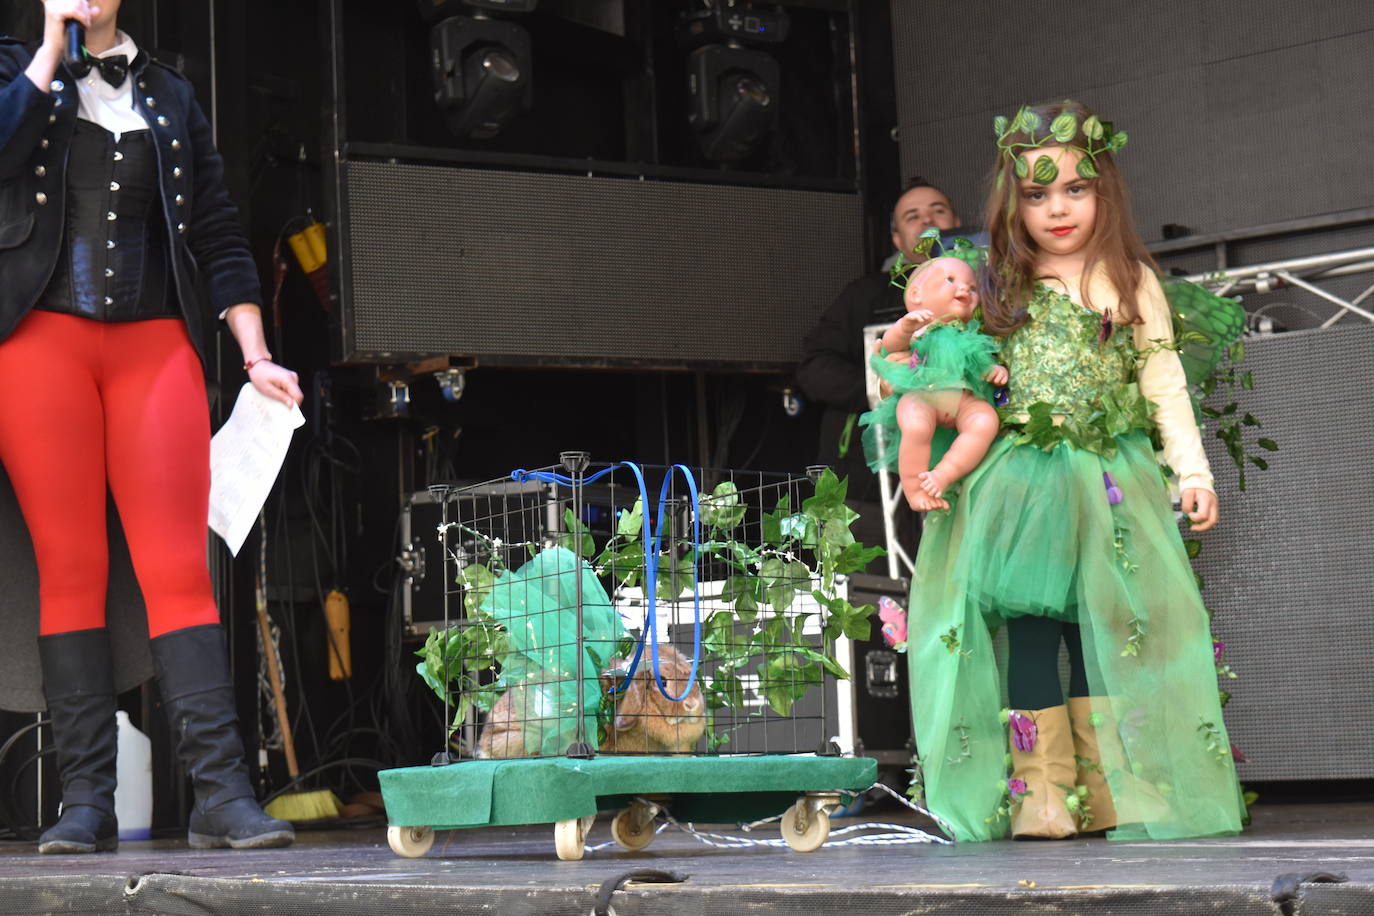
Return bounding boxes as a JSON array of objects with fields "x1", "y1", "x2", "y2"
[{"x1": 209, "y1": 383, "x2": 306, "y2": 556}]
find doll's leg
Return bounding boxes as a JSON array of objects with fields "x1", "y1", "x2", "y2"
[
  {"x1": 918, "y1": 395, "x2": 999, "y2": 498},
  {"x1": 893, "y1": 393, "x2": 947, "y2": 511}
]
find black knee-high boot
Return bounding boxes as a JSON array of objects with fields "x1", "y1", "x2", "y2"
[
  {"x1": 150, "y1": 624, "x2": 294, "y2": 849},
  {"x1": 37, "y1": 628, "x2": 120, "y2": 854}
]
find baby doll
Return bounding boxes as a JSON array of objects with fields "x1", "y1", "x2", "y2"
[
  {"x1": 860, "y1": 257, "x2": 1007, "y2": 511},
  {"x1": 600, "y1": 644, "x2": 706, "y2": 755}
]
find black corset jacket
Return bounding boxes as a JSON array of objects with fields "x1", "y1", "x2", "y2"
[{"x1": 36, "y1": 120, "x2": 176, "y2": 321}]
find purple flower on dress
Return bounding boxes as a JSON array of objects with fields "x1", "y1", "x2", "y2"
[
  {"x1": 1007, "y1": 778, "x2": 1028, "y2": 799},
  {"x1": 909, "y1": 349, "x2": 925, "y2": 369},
  {"x1": 1104, "y1": 472, "x2": 1123, "y2": 505},
  {"x1": 1009, "y1": 711, "x2": 1037, "y2": 752},
  {"x1": 1213, "y1": 640, "x2": 1225, "y2": 662}
]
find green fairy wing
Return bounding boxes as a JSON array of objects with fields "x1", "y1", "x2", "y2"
[{"x1": 1158, "y1": 275, "x2": 1245, "y2": 388}]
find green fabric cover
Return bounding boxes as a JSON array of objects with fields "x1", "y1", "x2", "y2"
[
  {"x1": 480, "y1": 546, "x2": 624, "y2": 755},
  {"x1": 380, "y1": 755, "x2": 877, "y2": 830}
]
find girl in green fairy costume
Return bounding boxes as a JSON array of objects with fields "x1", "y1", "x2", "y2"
[
  {"x1": 859, "y1": 256, "x2": 1008, "y2": 512},
  {"x1": 908, "y1": 100, "x2": 1245, "y2": 842}
]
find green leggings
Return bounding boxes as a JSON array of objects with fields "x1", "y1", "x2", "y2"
[{"x1": 1006, "y1": 616, "x2": 1091, "y2": 710}]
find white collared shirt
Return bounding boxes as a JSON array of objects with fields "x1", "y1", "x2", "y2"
[{"x1": 74, "y1": 31, "x2": 148, "y2": 141}]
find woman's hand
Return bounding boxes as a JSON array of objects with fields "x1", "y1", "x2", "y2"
[
  {"x1": 247, "y1": 361, "x2": 304, "y2": 409},
  {"x1": 40, "y1": 0, "x2": 98, "y2": 53},
  {"x1": 1180, "y1": 487, "x2": 1218, "y2": 531}
]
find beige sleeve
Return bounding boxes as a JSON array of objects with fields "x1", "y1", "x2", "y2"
[{"x1": 1132, "y1": 266, "x2": 1215, "y2": 493}]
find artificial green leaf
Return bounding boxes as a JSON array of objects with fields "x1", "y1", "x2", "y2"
[
  {"x1": 709, "y1": 671, "x2": 745, "y2": 710},
  {"x1": 616, "y1": 497, "x2": 644, "y2": 538},
  {"x1": 1241, "y1": 371, "x2": 1254, "y2": 390},
  {"x1": 1076, "y1": 157, "x2": 1099, "y2": 179},
  {"x1": 1248, "y1": 456, "x2": 1269, "y2": 470},
  {"x1": 1107, "y1": 129, "x2": 1127, "y2": 150},
  {"x1": 699, "y1": 482, "x2": 747, "y2": 531},
  {"x1": 1184, "y1": 539, "x2": 1202, "y2": 559},
  {"x1": 761, "y1": 494, "x2": 791, "y2": 545},
  {"x1": 1031, "y1": 154, "x2": 1058, "y2": 185},
  {"x1": 993, "y1": 114, "x2": 1008, "y2": 136},
  {"x1": 832, "y1": 541, "x2": 886, "y2": 575},
  {"x1": 1021, "y1": 110, "x2": 1042, "y2": 132},
  {"x1": 1050, "y1": 112, "x2": 1077, "y2": 143},
  {"x1": 1014, "y1": 156, "x2": 1029, "y2": 179},
  {"x1": 558, "y1": 507, "x2": 596, "y2": 557},
  {"x1": 703, "y1": 610, "x2": 737, "y2": 655},
  {"x1": 460, "y1": 563, "x2": 496, "y2": 615},
  {"x1": 1257, "y1": 438, "x2": 1278, "y2": 451},
  {"x1": 1083, "y1": 114, "x2": 1103, "y2": 140},
  {"x1": 1228, "y1": 340, "x2": 1246, "y2": 362}
]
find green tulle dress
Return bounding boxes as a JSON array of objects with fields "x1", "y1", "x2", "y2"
[
  {"x1": 908, "y1": 283, "x2": 1246, "y2": 842},
  {"x1": 858, "y1": 320, "x2": 1000, "y2": 473}
]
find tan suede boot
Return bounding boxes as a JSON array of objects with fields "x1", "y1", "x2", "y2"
[
  {"x1": 1067, "y1": 696, "x2": 1170, "y2": 830},
  {"x1": 1068, "y1": 696, "x2": 1118, "y2": 832},
  {"x1": 1008, "y1": 705, "x2": 1077, "y2": 839}
]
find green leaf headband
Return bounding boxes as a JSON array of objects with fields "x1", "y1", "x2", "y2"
[
  {"x1": 889, "y1": 227, "x2": 977, "y2": 289},
  {"x1": 994, "y1": 105, "x2": 1128, "y2": 185}
]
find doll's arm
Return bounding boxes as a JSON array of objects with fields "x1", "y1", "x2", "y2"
[
  {"x1": 984, "y1": 364, "x2": 1009, "y2": 386},
  {"x1": 879, "y1": 309, "x2": 932, "y2": 354},
  {"x1": 1133, "y1": 266, "x2": 1216, "y2": 496}
]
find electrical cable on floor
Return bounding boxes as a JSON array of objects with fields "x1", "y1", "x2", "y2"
[{"x1": 583, "y1": 786, "x2": 953, "y2": 854}]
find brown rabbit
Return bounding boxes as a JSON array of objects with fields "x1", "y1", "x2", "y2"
[
  {"x1": 600, "y1": 644, "x2": 707, "y2": 755},
  {"x1": 474, "y1": 683, "x2": 548, "y2": 759},
  {"x1": 476, "y1": 645, "x2": 707, "y2": 757}
]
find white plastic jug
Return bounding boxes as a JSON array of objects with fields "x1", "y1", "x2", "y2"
[{"x1": 114, "y1": 710, "x2": 152, "y2": 841}]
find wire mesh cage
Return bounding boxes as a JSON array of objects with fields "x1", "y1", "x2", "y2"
[{"x1": 413, "y1": 452, "x2": 880, "y2": 763}]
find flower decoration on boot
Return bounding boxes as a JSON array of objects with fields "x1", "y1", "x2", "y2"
[{"x1": 1009, "y1": 710, "x2": 1038, "y2": 752}]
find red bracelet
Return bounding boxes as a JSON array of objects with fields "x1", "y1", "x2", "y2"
[{"x1": 243, "y1": 355, "x2": 272, "y2": 372}]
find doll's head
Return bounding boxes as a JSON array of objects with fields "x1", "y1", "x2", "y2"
[
  {"x1": 978, "y1": 99, "x2": 1153, "y2": 336},
  {"x1": 904, "y1": 256, "x2": 979, "y2": 322}
]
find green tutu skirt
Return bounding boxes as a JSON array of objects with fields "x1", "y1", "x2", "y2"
[
  {"x1": 908, "y1": 430, "x2": 1245, "y2": 842},
  {"x1": 860, "y1": 321, "x2": 999, "y2": 473}
]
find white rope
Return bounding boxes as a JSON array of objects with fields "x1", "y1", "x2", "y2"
[{"x1": 584, "y1": 786, "x2": 954, "y2": 854}]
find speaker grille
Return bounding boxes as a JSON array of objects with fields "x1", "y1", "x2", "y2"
[
  {"x1": 339, "y1": 161, "x2": 863, "y2": 368},
  {"x1": 889, "y1": 0, "x2": 1374, "y2": 241},
  {"x1": 1195, "y1": 324, "x2": 1374, "y2": 780}
]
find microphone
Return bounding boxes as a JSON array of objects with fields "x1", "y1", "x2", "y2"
[{"x1": 63, "y1": 20, "x2": 85, "y2": 70}]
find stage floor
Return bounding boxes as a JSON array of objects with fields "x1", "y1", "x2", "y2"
[{"x1": 0, "y1": 802, "x2": 1371, "y2": 914}]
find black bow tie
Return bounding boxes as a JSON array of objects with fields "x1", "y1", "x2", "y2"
[{"x1": 70, "y1": 53, "x2": 130, "y2": 89}]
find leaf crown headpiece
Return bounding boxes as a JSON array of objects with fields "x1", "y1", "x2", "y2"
[{"x1": 994, "y1": 104, "x2": 1128, "y2": 185}]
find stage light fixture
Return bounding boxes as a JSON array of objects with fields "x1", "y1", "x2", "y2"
[
  {"x1": 427, "y1": 2, "x2": 534, "y2": 140},
  {"x1": 681, "y1": 6, "x2": 790, "y2": 164}
]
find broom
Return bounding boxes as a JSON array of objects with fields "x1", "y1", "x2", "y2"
[{"x1": 255, "y1": 511, "x2": 342, "y2": 822}]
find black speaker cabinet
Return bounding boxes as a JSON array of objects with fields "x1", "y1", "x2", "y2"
[
  {"x1": 331, "y1": 154, "x2": 863, "y2": 370},
  {"x1": 1194, "y1": 324, "x2": 1374, "y2": 781}
]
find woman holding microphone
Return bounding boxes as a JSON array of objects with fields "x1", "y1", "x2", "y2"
[{"x1": 0, "y1": 0, "x2": 302, "y2": 852}]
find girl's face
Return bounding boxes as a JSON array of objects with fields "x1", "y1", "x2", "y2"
[{"x1": 1016, "y1": 146, "x2": 1097, "y2": 260}]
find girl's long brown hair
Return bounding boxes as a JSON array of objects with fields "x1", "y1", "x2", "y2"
[{"x1": 978, "y1": 100, "x2": 1157, "y2": 336}]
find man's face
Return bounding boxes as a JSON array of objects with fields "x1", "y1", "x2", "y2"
[{"x1": 891, "y1": 186, "x2": 960, "y2": 262}]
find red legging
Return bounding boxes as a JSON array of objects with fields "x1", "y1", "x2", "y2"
[{"x1": 0, "y1": 311, "x2": 221, "y2": 637}]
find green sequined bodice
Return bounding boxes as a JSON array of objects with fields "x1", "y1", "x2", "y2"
[{"x1": 1002, "y1": 283, "x2": 1136, "y2": 415}]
